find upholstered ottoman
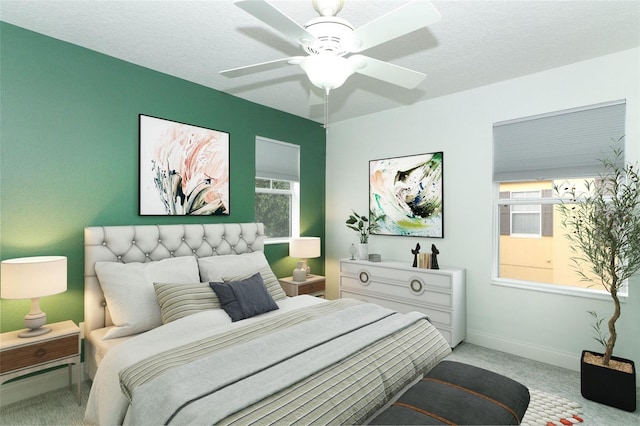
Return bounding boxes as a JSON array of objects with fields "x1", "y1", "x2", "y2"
[{"x1": 370, "y1": 361, "x2": 530, "y2": 425}]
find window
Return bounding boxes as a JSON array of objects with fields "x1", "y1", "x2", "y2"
[
  {"x1": 255, "y1": 137, "x2": 300, "y2": 242},
  {"x1": 255, "y1": 178, "x2": 299, "y2": 239},
  {"x1": 493, "y1": 100, "x2": 627, "y2": 296},
  {"x1": 500, "y1": 188, "x2": 554, "y2": 239},
  {"x1": 509, "y1": 190, "x2": 542, "y2": 236},
  {"x1": 498, "y1": 180, "x2": 585, "y2": 287}
]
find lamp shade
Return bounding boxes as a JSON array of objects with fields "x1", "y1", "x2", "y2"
[
  {"x1": 289, "y1": 237, "x2": 321, "y2": 259},
  {"x1": 1, "y1": 256, "x2": 67, "y2": 299}
]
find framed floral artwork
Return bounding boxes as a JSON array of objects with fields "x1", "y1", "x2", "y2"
[
  {"x1": 369, "y1": 151, "x2": 443, "y2": 238},
  {"x1": 139, "y1": 114, "x2": 230, "y2": 215}
]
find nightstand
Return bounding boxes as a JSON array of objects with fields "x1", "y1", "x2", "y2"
[
  {"x1": 279, "y1": 275, "x2": 325, "y2": 297},
  {"x1": 0, "y1": 320, "x2": 81, "y2": 404}
]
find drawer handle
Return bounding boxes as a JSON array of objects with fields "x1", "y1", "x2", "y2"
[
  {"x1": 409, "y1": 278, "x2": 425, "y2": 295},
  {"x1": 358, "y1": 270, "x2": 371, "y2": 286},
  {"x1": 35, "y1": 348, "x2": 47, "y2": 357}
]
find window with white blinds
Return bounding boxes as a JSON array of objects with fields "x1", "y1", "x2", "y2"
[
  {"x1": 493, "y1": 100, "x2": 626, "y2": 182},
  {"x1": 256, "y1": 137, "x2": 300, "y2": 182},
  {"x1": 255, "y1": 137, "x2": 300, "y2": 241},
  {"x1": 493, "y1": 100, "x2": 628, "y2": 298}
]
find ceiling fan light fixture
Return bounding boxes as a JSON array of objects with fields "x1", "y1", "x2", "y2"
[{"x1": 300, "y1": 54, "x2": 354, "y2": 91}]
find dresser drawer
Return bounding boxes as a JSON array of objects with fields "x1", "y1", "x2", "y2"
[
  {"x1": 341, "y1": 275, "x2": 452, "y2": 309},
  {"x1": 340, "y1": 289, "x2": 453, "y2": 327},
  {"x1": 0, "y1": 335, "x2": 78, "y2": 373},
  {"x1": 341, "y1": 261, "x2": 454, "y2": 290}
]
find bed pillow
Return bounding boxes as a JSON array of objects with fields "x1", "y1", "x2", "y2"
[
  {"x1": 95, "y1": 256, "x2": 200, "y2": 339},
  {"x1": 198, "y1": 252, "x2": 286, "y2": 301},
  {"x1": 209, "y1": 272, "x2": 279, "y2": 322},
  {"x1": 154, "y1": 282, "x2": 220, "y2": 324}
]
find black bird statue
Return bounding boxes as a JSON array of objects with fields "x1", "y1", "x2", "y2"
[
  {"x1": 411, "y1": 243, "x2": 421, "y2": 267},
  {"x1": 431, "y1": 244, "x2": 440, "y2": 270}
]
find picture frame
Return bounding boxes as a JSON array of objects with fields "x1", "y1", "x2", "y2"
[
  {"x1": 369, "y1": 151, "x2": 443, "y2": 238},
  {"x1": 139, "y1": 114, "x2": 230, "y2": 216}
]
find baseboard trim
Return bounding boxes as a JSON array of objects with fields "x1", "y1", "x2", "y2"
[
  {"x1": 466, "y1": 329, "x2": 580, "y2": 371},
  {"x1": 0, "y1": 364, "x2": 84, "y2": 407}
]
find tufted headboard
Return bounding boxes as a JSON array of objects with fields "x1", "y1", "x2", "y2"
[{"x1": 84, "y1": 223, "x2": 265, "y2": 337}]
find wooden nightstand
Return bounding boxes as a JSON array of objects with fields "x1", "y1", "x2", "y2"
[
  {"x1": 279, "y1": 275, "x2": 325, "y2": 297},
  {"x1": 0, "y1": 320, "x2": 81, "y2": 404}
]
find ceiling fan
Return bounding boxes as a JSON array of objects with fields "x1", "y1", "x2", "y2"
[{"x1": 220, "y1": 0, "x2": 441, "y2": 94}]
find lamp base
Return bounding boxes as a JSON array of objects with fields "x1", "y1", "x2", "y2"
[
  {"x1": 20, "y1": 306, "x2": 48, "y2": 338},
  {"x1": 18, "y1": 326, "x2": 52, "y2": 338},
  {"x1": 292, "y1": 261, "x2": 307, "y2": 282}
]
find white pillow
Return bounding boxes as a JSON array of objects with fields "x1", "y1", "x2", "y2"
[
  {"x1": 95, "y1": 256, "x2": 200, "y2": 339},
  {"x1": 198, "y1": 252, "x2": 286, "y2": 300},
  {"x1": 198, "y1": 252, "x2": 265, "y2": 278}
]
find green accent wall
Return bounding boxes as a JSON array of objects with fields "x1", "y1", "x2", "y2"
[{"x1": 0, "y1": 23, "x2": 326, "y2": 332}]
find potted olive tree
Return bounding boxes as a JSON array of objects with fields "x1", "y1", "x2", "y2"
[{"x1": 556, "y1": 146, "x2": 640, "y2": 412}]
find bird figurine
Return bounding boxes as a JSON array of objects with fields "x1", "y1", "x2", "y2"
[
  {"x1": 411, "y1": 243, "x2": 421, "y2": 267},
  {"x1": 431, "y1": 244, "x2": 440, "y2": 270}
]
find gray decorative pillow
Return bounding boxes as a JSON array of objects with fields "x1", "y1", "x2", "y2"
[
  {"x1": 209, "y1": 273, "x2": 279, "y2": 322},
  {"x1": 154, "y1": 282, "x2": 220, "y2": 324}
]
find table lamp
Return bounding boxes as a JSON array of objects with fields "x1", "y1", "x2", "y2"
[
  {"x1": 1, "y1": 256, "x2": 67, "y2": 337},
  {"x1": 289, "y1": 237, "x2": 321, "y2": 282}
]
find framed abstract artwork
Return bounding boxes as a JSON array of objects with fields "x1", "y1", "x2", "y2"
[
  {"x1": 139, "y1": 114, "x2": 230, "y2": 215},
  {"x1": 369, "y1": 151, "x2": 443, "y2": 238}
]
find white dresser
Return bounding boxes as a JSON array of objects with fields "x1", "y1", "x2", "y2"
[{"x1": 339, "y1": 259, "x2": 466, "y2": 347}]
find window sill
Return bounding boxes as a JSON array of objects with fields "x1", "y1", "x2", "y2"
[
  {"x1": 264, "y1": 238, "x2": 291, "y2": 245},
  {"x1": 492, "y1": 278, "x2": 628, "y2": 302}
]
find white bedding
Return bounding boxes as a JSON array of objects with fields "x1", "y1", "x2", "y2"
[
  {"x1": 85, "y1": 295, "x2": 325, "y2": 425},
  {"x1": 86, "y1": 327, "x2": 130, "y2": 368},
  {"x1": 128, "y1": 302, "x2": 426, "y2": 425}
]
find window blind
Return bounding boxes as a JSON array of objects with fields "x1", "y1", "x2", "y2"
[
  {"x1": 493, "y1": 100, "x2": 626, "y2": 182},
  {"x1": 255, "y1": 137, "x2": 300, "y2": 182}
]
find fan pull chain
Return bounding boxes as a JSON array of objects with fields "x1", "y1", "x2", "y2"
[{"x1": 323, "y1": 88, "x2": 330, "y2": 132}]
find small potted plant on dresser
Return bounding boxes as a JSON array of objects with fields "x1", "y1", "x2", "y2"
[
  {"x1": 556, "y1": 145, "x2": 640, "y2": 412},
  {"x1": 345, "y1": 210, "x2": 382, "y2": 260}
]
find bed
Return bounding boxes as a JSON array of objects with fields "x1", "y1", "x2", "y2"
[{"x1": 83, "y1": 223, "x2": 452, "y2": 425}]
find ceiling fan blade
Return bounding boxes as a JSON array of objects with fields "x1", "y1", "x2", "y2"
[
  {"x1": 235, "y1": 0, "x2": 317, "y2": 45},
  {"x1": 349, "y1": 55, "x2": 426, "y2": 89},
  {"x1": 220, "y1": 56, "x2": 304, "y2": 78},
  {"x1": 348, "y1": 1, "x2": 441, "y2": 53}
]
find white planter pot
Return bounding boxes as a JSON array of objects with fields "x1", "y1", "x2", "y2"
[{"x1": 359, "y1": 243, "x2": 369, "y2": 260}]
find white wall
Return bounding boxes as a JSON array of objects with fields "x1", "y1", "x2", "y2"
[{"x1": 325, "y1": 48, "x2": 640, "y2": 371}]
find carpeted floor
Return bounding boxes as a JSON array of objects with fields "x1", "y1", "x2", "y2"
[
  {"x1": 447, "y1": 342, "x2": 640, "y2": 426},
  {"x1": 0, "y1": 380, "x2": 91, "y2": 425},
  {"x1": 1, "y1": 342, "x2": 638, "y2": 425}
]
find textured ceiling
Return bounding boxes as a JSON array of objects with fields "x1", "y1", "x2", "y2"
[{"x1": 1, "y1": 0, "x2": 639, "y2": 124}]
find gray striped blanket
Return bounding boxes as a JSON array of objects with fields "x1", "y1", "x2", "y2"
[{"x1": 120, "y1": 299, "x2": 451, "y2": 425}]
